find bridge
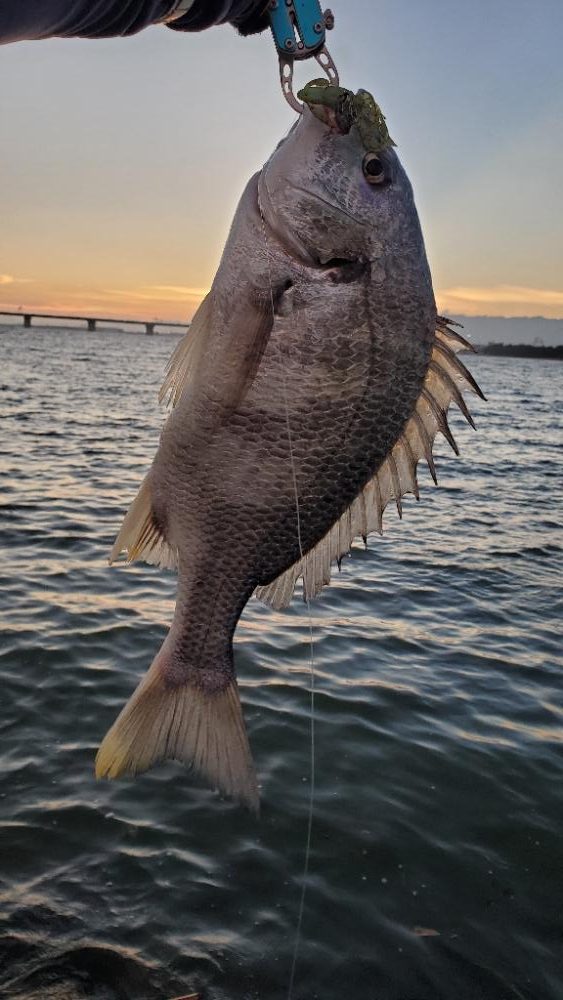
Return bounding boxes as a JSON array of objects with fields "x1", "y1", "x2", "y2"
[{"x1": 0, "y1": 310, "x2": 188, "y2": 335}]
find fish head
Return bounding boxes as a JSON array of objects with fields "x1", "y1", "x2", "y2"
[{"x1": 258, "y1": 85, "x2": 425, "y2": 273}]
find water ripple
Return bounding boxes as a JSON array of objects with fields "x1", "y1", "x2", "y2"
[{"x1": 0, "y1": 327, "x2": 561, "y2": 999}]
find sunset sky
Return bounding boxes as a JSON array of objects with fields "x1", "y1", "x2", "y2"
[{"x1": 2, "y1": 0, "x2": 562, "y2": 323}]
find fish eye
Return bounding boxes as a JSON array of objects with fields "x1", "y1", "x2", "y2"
[{"x1": 362, "y1": 153, "x2": 386, "y2": 185}]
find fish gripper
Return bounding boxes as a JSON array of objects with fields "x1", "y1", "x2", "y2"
[{"x1": 268, "y1": 0, "x2": 339, "y2": 113}]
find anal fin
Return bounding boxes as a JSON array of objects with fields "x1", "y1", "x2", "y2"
[{"x1": 109, "y1": 472, "x2": 177, "y2": 570}]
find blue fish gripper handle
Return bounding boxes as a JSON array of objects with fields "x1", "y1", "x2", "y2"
[
  {"x1": 268, "y1": 0, "x2": 334, "y2": 58},
  {"x1": 268, "y1": 1, "x2": 338, "y2": 112}
]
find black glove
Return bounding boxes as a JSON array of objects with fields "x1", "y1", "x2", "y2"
[
  {"x1": 231, "y1": 0, "x2": 270, "y2": 36},
  {"x1": 167, "y1": 0, "x2": 270, "y2": 35}
]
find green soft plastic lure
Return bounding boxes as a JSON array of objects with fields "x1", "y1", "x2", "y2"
[{"x1": 297, "y1": 79, "x2": 396, "y2": 154}]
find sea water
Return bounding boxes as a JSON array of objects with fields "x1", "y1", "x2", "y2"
[{"x1": 0, "y1": 325, "x2": 561, "y2": 999}]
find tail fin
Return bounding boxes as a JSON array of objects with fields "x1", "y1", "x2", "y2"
[{"x1": 95, "y1": 651, "x2": 259, "y2": 813}]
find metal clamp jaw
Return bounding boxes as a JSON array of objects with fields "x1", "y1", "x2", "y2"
[{"x1": 268, "y1": 0, "x2": 339, "y2": 112}]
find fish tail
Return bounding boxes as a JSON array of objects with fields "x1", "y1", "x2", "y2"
[{"x1": 95, "y1": 644, "x2": 259, "y2": 813}]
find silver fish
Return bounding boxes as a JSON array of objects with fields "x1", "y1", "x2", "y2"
[{"x1": 96, "y1": 86, "x2": 483, "y2": 811}]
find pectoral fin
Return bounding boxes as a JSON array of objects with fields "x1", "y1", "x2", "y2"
[
  {"x1": 222, "y1": 281, "x2": 295, "y2": 411},
  {"x1": 159, "y1": 292, "x2": 214, "y2": 408},
  {"x1": 114, "y1": 279, "x2": 293, "y2": 567},
  {"x1": 159, "y1": 281, "x2": 293, "y2": 413}
]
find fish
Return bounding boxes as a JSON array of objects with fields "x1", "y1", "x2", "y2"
[{"x1": 95, "y1": 82, "x2": 483, "y2": 811}]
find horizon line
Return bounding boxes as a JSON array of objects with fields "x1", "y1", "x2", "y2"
[{"x1": 2, "y1": 307, "x2": 563, "y2": 325}]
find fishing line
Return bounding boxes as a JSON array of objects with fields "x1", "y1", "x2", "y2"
[{"x1": 258, "y1": 194, "x2": 316, "y2": 1000}]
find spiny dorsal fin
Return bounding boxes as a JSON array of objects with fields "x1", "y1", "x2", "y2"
[
  {"x1": 109, "y1": 472, "x2": 177, "y2": 570},
  {"x1": 254, "y1": 321, "x2": 483, "y2": 610}
]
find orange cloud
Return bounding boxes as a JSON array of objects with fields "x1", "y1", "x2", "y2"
[
  {"x1": 146, "y1": 285, "x2": 210, "y2": 298},
  {"x1": 0, "y1": 274, "x2": 33, "y2": 285},
  {"x1": 437, "y1": 285, "x2": 563, "y2": 319},
  {"x1": 0, "y1": 282, "x2": 207, "y2": 323},
  {"x1": 104, "y1": 285, "x2": 208, "y2": 303},
  {"x1": 5, "y1": 280, "x2": 563, "y2": 326}
]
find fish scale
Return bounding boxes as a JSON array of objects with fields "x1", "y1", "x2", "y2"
[{"x1": 96, "y1": 93, "x2": 483, "y2": 811}]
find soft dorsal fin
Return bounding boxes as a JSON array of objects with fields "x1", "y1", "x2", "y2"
[{"x1": 254, "y1": 321, "x2": 484, "y2": 610}]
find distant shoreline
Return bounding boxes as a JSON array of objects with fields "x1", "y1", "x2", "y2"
[
  {"x1": 477, "y1": 343, "x2": 563, "y2": 359},
  {"x1": 1, "y1": 323, "x2": 562, "y2": 359}
]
